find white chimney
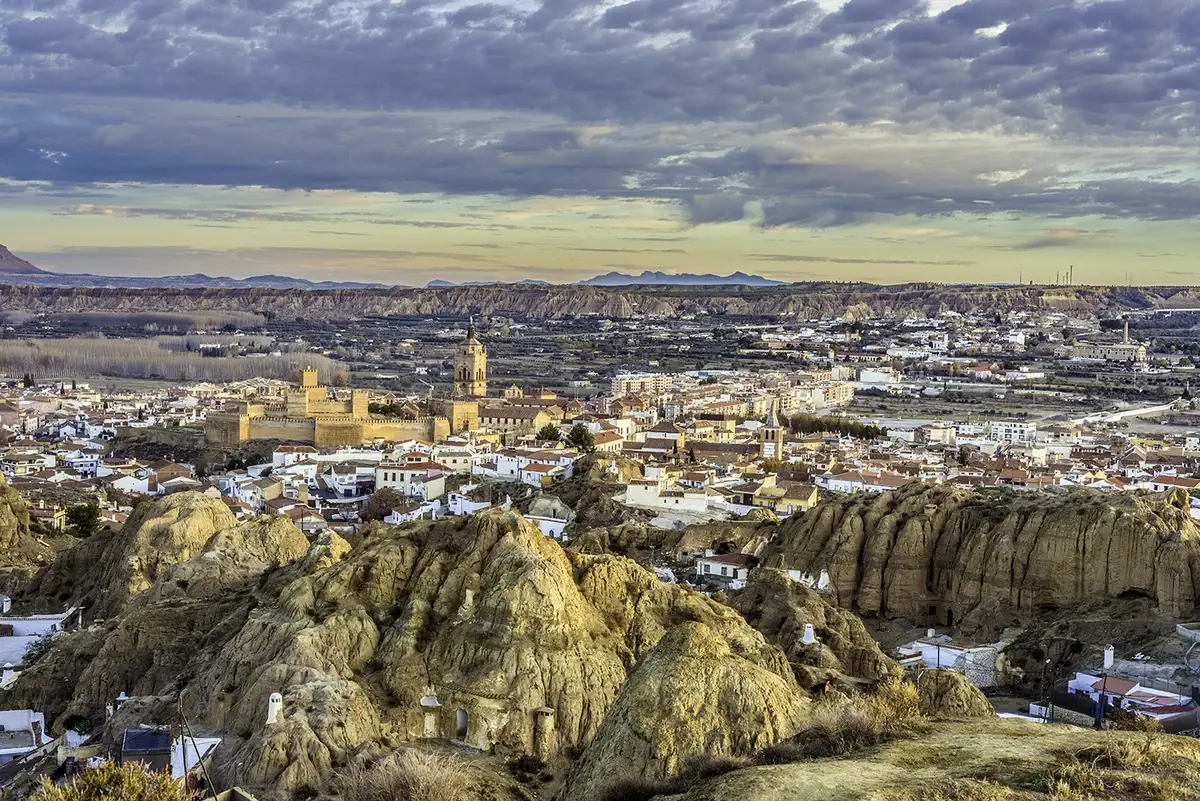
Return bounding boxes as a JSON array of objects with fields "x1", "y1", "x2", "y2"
[
  {"x1": 802, "y1": 623, "x2": 817, "y2": 644},
  {"x1": 1103, "y1": 645, "x2": 1115, "y2": 669},
  {"x1": 927, "y1": 628, "x2": 936, "y2": 639},
  {"x1": 267, "y1": 693, "x2": 283, "y2": 726}
]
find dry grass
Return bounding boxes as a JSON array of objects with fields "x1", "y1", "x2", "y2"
[
  {"x1": 768, "y1": 677, "x2": 929, "y2": 760},
  {"x1": 37, "y1": 762, "x2": 195, "y2": 801},
  {"x1": 869, "y1": 778, "x2": 1021, "y2": 801},
  {"x1": 334, "y1": 749, "x2": 477, "y2": 801},
  {"x1": 1075, "y1": 731, "x2": 1169, "y2": 771}
]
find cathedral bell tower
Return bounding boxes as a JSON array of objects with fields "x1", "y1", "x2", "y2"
[
  {"x1": 759, "y1": 400, "x2": 784, "y2": 460},
  {"x1": 453, "y1": 319, "x2": 488, "y2": 398}
]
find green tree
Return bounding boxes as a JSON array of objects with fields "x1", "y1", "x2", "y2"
[
  {"x1": 361, "y1": 488, "x2": 404, "y2": 522},
  {"x1": 66, "y1": 502, "x2": 102, "y2": 538},
  {"x1": 536, "y1": 423, "x2": 562, "y2": 442},
  {"x1": 565, "y1": 423, "x2": 596, "y2": 454}
]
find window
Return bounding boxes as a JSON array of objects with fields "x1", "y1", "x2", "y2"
[{"x1": 720, "y1": 566, "x2": 728, "y2": 576}]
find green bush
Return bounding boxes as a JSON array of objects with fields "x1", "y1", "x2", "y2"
[{"x1": 37, "y1": 762, "x2": 195, "y2": 801}]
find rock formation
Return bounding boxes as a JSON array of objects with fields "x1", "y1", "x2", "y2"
[
  {"x1": 729, "y1": 568, "x2": 899, "y2": 689},
  {"x1": 559, "y1": 622, "x2": 808, "y2": 801},
  {"x1": 0, "y1": 282, "x2": 1196, "y2": 323},
  {"x1": 914, "y1": 669, "x2": 994, "y2": 719},
  {"x1": 18, "y1": 492, "x2": 240, "y2": 617},
  {"x1": 0, "y1": 474, "x2": 51, "y2": 587},
  {"x1": 16, "y1": 494, "x2": 816, "y2": 801},
  {"x1": 764, "y1": 484, "x2": 1200, "y2": 635}
]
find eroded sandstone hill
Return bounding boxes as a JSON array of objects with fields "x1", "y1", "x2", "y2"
[
  {"x1": 2, "y1": 281, "x2": 1200, "y2": 323},
  {"x1": 12, "y1": 493, "x2": 847, "y2": 800},
  {"x1": 763, "y1": 484, "x2": 1200, "y2": 635},
  {"x1": 730, "y1": 568, "x2": 899, "y2": 690},
  {"x1": 0, "y1": 474, "x2": 54, "y2": 586}
]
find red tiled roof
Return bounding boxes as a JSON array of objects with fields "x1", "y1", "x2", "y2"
[{"x1": 1091, "y1": 677, "x2": 1138, "y2": 696}]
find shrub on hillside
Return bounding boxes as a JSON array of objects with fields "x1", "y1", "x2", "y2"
[
  {"x1": 37, "y1": 762, "x2": 194, "y2": 801},
  {"x1": 335, "y1": 749, "x2": 476, "y2": 801},
  {"x1": 757, "y1": 678, "x2": 928, "y2": 762}
]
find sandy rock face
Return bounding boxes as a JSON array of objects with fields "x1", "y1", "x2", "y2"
[
  {"x1": 730, "y1": 568, "x2": 899, "y2": 689},
  {"x1": 8, "y1": 494, "x2": 312, "y2": 732},
  {"x1": 558, "y1": 621, "x2": 809, "y2": 801},
  {"x1": 0, "y1": 473, "x2": 48, "y2": 582},
  {"x1": 765, "y1": 484, "x2": 1200, "y2": 633},
  {"x1": 213, "y1": 511, "x2": 796, "y2": 796},
  {"x1": 20, "y1": 503, "x2": 803, "y2": 800},
  {"x1": 914, "y1": 669, "x2": 995, "y2": 719}
]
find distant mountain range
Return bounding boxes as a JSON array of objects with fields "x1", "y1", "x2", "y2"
[
  {"x1": 0, "y1": 246, "x2": 784, "y2": 289},
  {"x1": 0, "y1": 247, "x2": 387, "y2": 289},
  {"x1": 426, "y1": 279, "x2": 552, "y2": 288},
  {"x1": 579, "y1": 270, "x2": 786, "y2": 287}
]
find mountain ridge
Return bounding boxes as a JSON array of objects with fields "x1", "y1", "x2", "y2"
[{"x1": 580, "y1": 270, "x2": 785, "y2": 286}]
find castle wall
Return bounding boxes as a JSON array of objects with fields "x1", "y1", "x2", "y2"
[
  {"x1": 440, "y1": 400, "x2": 479, "y2": 434},
  {"x1": 250, "y1": 417, "x2": 318, "y2": 442},
  {"x1": 362, "y1": 417, "x2": 450, "y2": 444},
  {"x1": 205, "y1": 413, "x2": 250, "y2": 446},
  {"x1": 206, "y1": 403, "x2": 450, "y2": 448}
]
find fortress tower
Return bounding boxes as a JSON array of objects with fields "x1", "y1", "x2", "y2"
[{"x1": 454, "y1": 319, "x2": 488, "y2": 398}]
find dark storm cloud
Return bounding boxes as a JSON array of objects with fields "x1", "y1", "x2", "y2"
[{"x1": 2, "y1": 0, "x2": 1200, "y2": 225}]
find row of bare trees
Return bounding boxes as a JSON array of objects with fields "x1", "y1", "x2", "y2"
[{"x1": 0, "y1": 338, "x2": 343, "y2": 383}]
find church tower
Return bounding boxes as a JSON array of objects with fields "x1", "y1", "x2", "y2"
[
  {"x1": 453, "y1": 319, "x2": 488, "y2": 398},
  {"x1": 759, "y1": 400, "x2": 785, "y2": 460}
]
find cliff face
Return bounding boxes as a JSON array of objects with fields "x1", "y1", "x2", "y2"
[
  {"x1": 19, "y1": 492, "x2": 239, "y2": 618},
  {"x1": 0, "y1": 282, "x2": 1195, "y2": 321},
  {"x1": 764, "y1": 484, "x2": 1200, "y2": 634},
  {"x1": 559, "y1": 622, "x2": 809, "y2": 801},
  {"x1": 729, "y1": 568, "x2": 899, "y2": 690},
  {"x1": 0, "y1": 474, "x2": 52, "y2": 585}
]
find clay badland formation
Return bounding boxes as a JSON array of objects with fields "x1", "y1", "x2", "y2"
[
  {"x1": 7, "y1": 478, "x2": 1200, "y2": 800},
  {"x1": 1, "y1": 282, "x2": 1200, "y2": 323},
  {"x1": 764, "y1": 483, "x2": 1200, "y2": 636}
]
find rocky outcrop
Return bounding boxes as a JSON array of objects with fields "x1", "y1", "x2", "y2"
[
  {"x1": 9, "y1": 495, "x2": 313, "y2": 726},
  {"x1": 0, "y1": 473, "x2": 52, "y2": 587},
  {"x1": 914, "y1": 669, "x2": 994, "y2": 719},
  {"x1": 20, "y1": 493, "x2": 239, "y2": 618},
  {"x1": 559, "y1": 622, "x2": 808, "y2": 801},
  {"x1": 20, "y1": 503, "x2": 805, "y2": 801},
  {"x1": 764, "y1": 484, "x2": 1200, "y2": 635},
  {"x1": 730, "y1": 568, "x2": 898, "y2": 689}
]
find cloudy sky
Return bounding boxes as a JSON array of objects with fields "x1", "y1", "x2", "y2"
[{"x1": 1, "y1": 0, "x2": 1198, "y2": 286}]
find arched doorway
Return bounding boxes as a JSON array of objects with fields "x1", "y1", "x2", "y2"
[{"x1": 456, "y1": 708, "x2": 469, "y2": 740}]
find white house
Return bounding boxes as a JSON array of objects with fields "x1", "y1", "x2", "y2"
[
  {"x1": 695, "y1": 552, "x2": 753, "y2": 589},
  {"x1": 0, "y1": 710, "x2": 49, "y2": 765},
  {"x1": 384, "y1": 500, "x2": 440, "y2": 524},
  {"x1": 624, "y1": 478, "x2": 710, "y2": 513},
  {"x1": 988, "y1": 420, "x2": 1037, "y2": 444},
  {"x1": 375, "y1": 456, "x2": 447, "y2": 501},
  {"x1": 446, "y1": 492, "x2": 495, "y2": 517}
]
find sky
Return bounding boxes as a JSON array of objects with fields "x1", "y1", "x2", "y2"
[{"x1": 1, "y1": 0, "x2": 1199, "y2": 286}]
